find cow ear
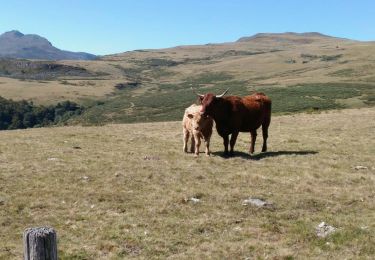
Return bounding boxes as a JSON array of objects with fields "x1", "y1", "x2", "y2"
[
  {"x1": 187, "y1": 114, "x2": 194, "y2": 119},
  {"x1": 197, "y1": 96, "x2": 203, "y2": 103}
]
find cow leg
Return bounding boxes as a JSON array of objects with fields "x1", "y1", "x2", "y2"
[
  {"x1": 261, "y1": 124, "x2": 269, "y2": 152},
  {"x1": 262, "y1": 100, "x2": 271, "y2": 153},
  {"x1": 183, "y1": 128, "x2": 189, "y2": 153},
  {"x1": 261, "y1": 116, "x2": 271, "y2": 152},
  {"x1": 250, "y1": 130, "x2": 257, "y2": 154},
  {"x1": 223, "y1": 135, "x2": 229, "y2": 156},
  {"x1": 190, "y1": 134, "x2": 195, "y2": 153},
  {"x1": 204, "y1": 135, "x2": 211, "y2": 156},
  {"x1": 229, "y1": 132, "x2": 239, "y2": 156},
  {"x1": 194, "y1": 134, "x2": 201, "y2": 157}
]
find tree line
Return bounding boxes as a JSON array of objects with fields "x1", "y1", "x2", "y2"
[{"x1": 0, "y1": 96, "x2": 83, "y2": 130}]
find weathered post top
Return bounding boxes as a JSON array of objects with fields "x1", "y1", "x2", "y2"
[{"x1": 23, "y1": 227, "x2": 57, "y2": 260}]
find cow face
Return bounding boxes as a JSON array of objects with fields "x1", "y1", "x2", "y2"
[
  {"x1": 188, "y1": 112, "x2": 206, "y2": 131},
  {"x1": 199, "y1": 93, "x2": 217, "y2": 117},
  {"x1": 192, "y1": 87, "x2": 228, "y2": 117}
]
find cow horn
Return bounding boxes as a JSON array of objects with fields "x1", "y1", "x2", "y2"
[
  {"x1": 191, "y1": 87, "x2": 204, "y2": 98},
  {"x1": 216, "y1": 88, "x2": 229, "y2": 98}
]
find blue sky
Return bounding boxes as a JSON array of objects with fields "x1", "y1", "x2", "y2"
[{"x1": 1, "y1": 0, "x2": 374, "y2": 55}]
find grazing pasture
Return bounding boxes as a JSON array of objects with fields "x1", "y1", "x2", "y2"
[{"x1": 0, "y1": 108, "x2": 374, "y2": 259}]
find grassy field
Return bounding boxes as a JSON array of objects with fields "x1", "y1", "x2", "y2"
[{"x1": 0, "y1": 107, "x2": 374, "y2": 259}]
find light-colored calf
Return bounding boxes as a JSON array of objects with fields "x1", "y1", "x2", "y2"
[{"x1": 182, "y1": 104, "x2": 213, "y2": 156}]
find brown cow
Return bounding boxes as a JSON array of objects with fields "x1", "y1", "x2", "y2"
[
  {"x1": 193, "y1": 88, "x2": 271, "y2": 156},
  {"x1": 182, "y1": 104, "x2": 213, "y2": 156}
]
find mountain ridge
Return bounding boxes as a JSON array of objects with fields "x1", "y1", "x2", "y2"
[{"x1": 0, "y1": 30, "x2": 97, "y2": 60}]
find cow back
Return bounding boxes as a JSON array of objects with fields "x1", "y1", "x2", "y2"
[{"x1": 217, "y1": 93, "x2": 271, "y2": 133}]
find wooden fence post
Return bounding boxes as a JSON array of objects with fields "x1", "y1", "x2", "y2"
[{"x1": 23, "y1": 227, "x2": 57, "y2": 260}]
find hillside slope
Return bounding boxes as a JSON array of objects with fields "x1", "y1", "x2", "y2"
[
  {"x1": 0, "y1": 108, "x2": 374, "y2": 258},
  {"x1": 0, "y1": 32, "x2": 374, "y2": 123},
  {"x1": 102, "y1": 32, "x2": 371, "y2": 86}
]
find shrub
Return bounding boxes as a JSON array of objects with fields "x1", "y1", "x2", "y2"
[{"x1": 0, "y1": 96, "x2": 84, "y2": 130}]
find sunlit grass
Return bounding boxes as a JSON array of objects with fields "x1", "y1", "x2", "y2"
[{"x1": 0, "y1": 108, "x2": 374, "y2": 258}]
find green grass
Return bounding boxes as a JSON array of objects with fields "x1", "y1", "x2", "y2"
[
  {"x1": 0, "y1": 59, "x2": 97, "y2": 80},
  {"x1": 77, "y1": 80, "x2": 375, "y2": 124},
  {"x1": 300, "y1": 54, "x2": 343, "y2": 62},
  {"x1": 110, "y1": 64, "x2": 144, "y2": 80},
  {"x1": 266, "y1": 83, "x2": 362, "y2": 113},
  {"x1": 329, "y1": 69, "x2": 357, "y2": 77},
  {"x1": 320, "y1": 54, "x2": 343, "y2": 61},
  {"x1": 185, "y1": 72, "x2": 234, "y2": 85}
]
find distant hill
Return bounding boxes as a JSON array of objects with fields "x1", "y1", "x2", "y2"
[
  {"x1": 0, "y1": 30, "x2": 97, "y2": 60},
  {"x1": 235, "y1": 32, "x2": 352, "y2": 45}
]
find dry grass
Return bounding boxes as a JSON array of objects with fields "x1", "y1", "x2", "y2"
[{"x1": 0, "y1": 108, "x2": 374, "y2": 259}]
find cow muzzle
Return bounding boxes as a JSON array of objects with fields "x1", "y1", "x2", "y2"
[
  {"x1": 200, "y1": 108, "x2": 207, "y2": 116},
  {"x1": 200, "y1": 112, "x2": 209, "y2": 118}
]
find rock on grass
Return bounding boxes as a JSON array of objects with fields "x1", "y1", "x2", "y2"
[{"x1": 316, "y1": 222, "x2": 336, "y2": 238}]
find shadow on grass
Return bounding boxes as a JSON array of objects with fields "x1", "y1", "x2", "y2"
[{"x1": 212, "y1": 150, "x2": 318, "y2": 160}]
